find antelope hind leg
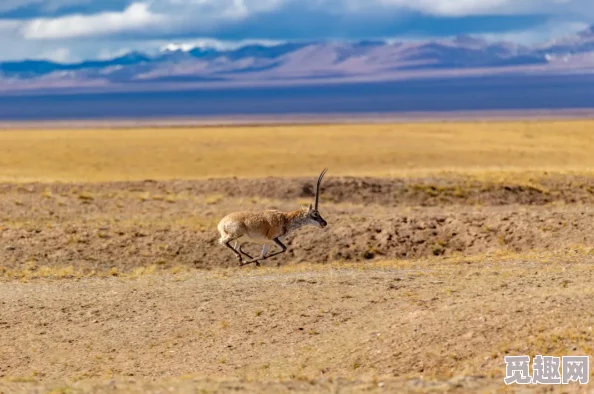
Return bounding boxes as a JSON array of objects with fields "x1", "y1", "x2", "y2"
[{"x1": 224, "y1": 240, "x2": 244, "y2": 264}]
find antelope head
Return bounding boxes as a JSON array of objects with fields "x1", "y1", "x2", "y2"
[{"x1": 303, "y1": 168, "x2": 328, "y2": 228}]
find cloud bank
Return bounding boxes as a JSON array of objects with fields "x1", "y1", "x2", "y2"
[{"x1": 0, "y1": 0, "x2": 591, "y2": 61}]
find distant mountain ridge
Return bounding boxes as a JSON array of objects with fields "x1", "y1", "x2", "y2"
[{"x1": 2, "y1": 25, "x2": 594, "y2": 92}]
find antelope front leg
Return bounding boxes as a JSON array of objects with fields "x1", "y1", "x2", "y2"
[
  {"x1": 266, "y1": 238, "x2": 287, "y2": 259},
  {"x1": 240, "y1": 244, "x2": 269, "y2": 267},
  {"x1": 246, "y1": 238, "x2": 287, "y2": 264}
]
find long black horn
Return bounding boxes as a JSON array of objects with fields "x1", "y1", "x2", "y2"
[{"x1": 314, "y1": 168, "x2": 327, "y2": 210}]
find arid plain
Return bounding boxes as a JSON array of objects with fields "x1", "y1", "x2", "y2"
[{"x1": 2, "y1": 121, "x2": 594, "y2": 393}]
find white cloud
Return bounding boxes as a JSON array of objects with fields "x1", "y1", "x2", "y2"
[
  {"x1": 148, "y1": 0, "x2": 287, "y2": 31},
  {"x1": 20, "y1": 2, "x2": 163, "y2": 39},
  {"x1": 378, "y1": 0, "x2": 509, "y2": 17},
  {"x1": 0, "y1": 19, "x2": 22, "y2": 34},
  {"x1": 2, "y1": 0, "x2": 594, "y2": 21},
  {"x1": 6, "y1": 0, "x2": 287, "y2": 42},
  {"x1": 0, "y1": 0, "x2": 592, "y2": 62},
  {"x1": 158, "y1": 0, "x2": 285, "y2": 16},
  {"x1": 478, "y1": 20, "x2": 590, "y2": 45},
  {"x1": 37, "y1": 47, "x2": 76, "y2": 62},
  {"x1": 376, "y1": 0, "x2": 594, "y2": 17},
  {"x1": 96, "y1": 47, "x2": 134, "y2": 60},
  {"x1": 7, "y1": 0, "x2": 594, "y2": 44}
]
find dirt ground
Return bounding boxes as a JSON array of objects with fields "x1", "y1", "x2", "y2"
[
  {"x1": 2, "y1": 174, "x2": 594, "y2": 393},
  {"x1": 2, "y1": 260, "x2": 594, "y2": 393}
]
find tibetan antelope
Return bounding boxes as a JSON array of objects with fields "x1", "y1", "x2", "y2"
[{"x1": 217, "y1": 168, "x2": 328, "y2": 266}]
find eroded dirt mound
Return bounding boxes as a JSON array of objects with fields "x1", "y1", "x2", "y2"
[
  {"x1": 2, "y1": 203, "x2": 594, "y2": 273},
  {"x1": 4, "y1": 174, "x2": 594, "y2": 206},
  {"x1": 3, "y1": 175, "x2": 594, "y2": 273}
]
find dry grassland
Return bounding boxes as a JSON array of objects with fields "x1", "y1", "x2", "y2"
[
  {"x1": 2, "y1": 120, "x2": 594, "y2": 182},
  {"x1": 2, "y1": 120, "x2": 594, "y2": 393}
]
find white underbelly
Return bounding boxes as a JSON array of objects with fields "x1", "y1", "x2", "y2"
[{"x1": 236, "y1": 234, "x2": 276, "y2": 245}]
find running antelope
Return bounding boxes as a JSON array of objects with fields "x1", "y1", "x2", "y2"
[{"x1": 217, "y1": 169, "x2": 328, "y2": 266}]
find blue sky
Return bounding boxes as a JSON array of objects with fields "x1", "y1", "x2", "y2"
[{"x1": 0, "y1": 0, "x2": 591, "y2": 62}]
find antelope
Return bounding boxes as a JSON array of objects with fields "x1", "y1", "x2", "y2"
[{"x1": 217, "y1": 169, "x2": 328, "y2": 266}]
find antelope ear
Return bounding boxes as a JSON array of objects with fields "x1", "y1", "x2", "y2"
[{"x1": 308, "y1": 203, "x2": 313, "y2": 212}]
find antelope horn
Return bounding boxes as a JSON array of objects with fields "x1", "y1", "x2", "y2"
[{"x1": 314, "y1": 168, "x2": 328, "y2": 211}]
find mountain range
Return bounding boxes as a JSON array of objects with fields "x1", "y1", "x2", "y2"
[{"x1": 2, "y1": 25, "x2": 594, "y2": 93}]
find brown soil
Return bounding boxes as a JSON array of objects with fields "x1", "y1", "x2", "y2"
[
  {"x1": 1, "y1": 261, "x2": 593, "y2": 393},
  {"x1": 2, "y1": 175, "x2": 594, "y2": 393},
  {"x1": 6, "y1": 173, "x2": 594, "y2": 206}
]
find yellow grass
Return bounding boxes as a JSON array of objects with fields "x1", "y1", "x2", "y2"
[{"x1": 2, "y1": 120, "x2": 594, "y2": 182}]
